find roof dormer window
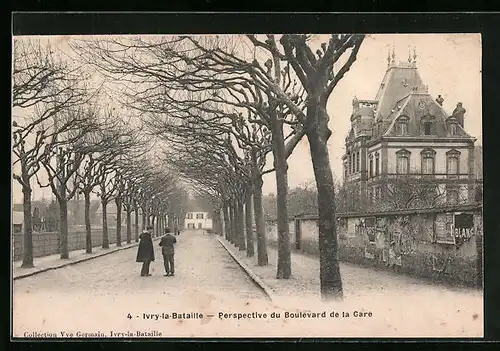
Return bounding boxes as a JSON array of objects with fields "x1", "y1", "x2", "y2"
[
  {"x1": 396, "y1": 116, "x2": 410, "y2": 136},
  {"x1": 447, "y1": 116, "x2": 459, "y2": 136},
  {"x1": 421, "y1": 115, "x2": 436, "y2": 136},
  {"x1": 450, "y1": 123, "x2": 457, "y2": 135},
  {"x1": 424, "y1": 122, "x2": 432, "y2": 135}
]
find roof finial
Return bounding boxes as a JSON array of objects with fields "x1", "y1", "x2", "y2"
[
  {"x1": 408, "y1": 46, "x2": 412, "y2": 63},
  {"x1": 412, "y1": 46, "x2": 417, "y2": 67},
  {"x1": 387, "y1": 48, "x2": 391, "y2": 67},
  {"x1": 391, "y1": 45, "x2": 396, "y2": 64}
]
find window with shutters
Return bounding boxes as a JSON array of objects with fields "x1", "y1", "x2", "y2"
[
  {"x1": 446, "y1": 149, "x2": 461, "y2": 178},
  {"x1": 421, "y1": 148, "x2": 436, "y2": 175},
  {"x1": 396, "y1": 149, "x2": 410, "y2": 174},
  {"x1": 356, "y1": 151, "x2": 360, "y2": 173},
  {"x1": 369, "y1": 155, "x2": 373, "y2": 178}
]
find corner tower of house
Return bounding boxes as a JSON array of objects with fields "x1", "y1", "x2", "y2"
[{"x1": 341, "y1": 47, "x2": 477, "y2": 212}]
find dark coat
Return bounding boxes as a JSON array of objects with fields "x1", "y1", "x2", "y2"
[
  {"x1": 136, "y1": 232, "x2": 155, "y2": 262},
  {"x1": 159, "y1": 234, "x2": 177, "y2": 256}
]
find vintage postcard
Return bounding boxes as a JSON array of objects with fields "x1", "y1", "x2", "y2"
[{"x1": 11, "y1": 30, "x2": 483, "y2": 338}]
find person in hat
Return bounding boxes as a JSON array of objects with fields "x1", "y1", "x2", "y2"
[
  {"x1": 159, "y1": 227, "x2": 177, "y2": 276},
  {"x1": 136, "y1": 225, "x2": 155, "y2": 276}
]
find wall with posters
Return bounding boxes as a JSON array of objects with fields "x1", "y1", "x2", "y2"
[{"x1": 265, "y1": 203, "x2": 482, "y2": 288}]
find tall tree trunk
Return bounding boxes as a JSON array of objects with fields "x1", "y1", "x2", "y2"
[
  {"x1": 223, "y1": 202, "x2": 231, "y2": 241},
  {"x1": 84, "y1": 191, "x2": 92, "y2": 254},
  {"x1": 115, "y1": 198, "x2": 122, "y2": 247},
  {"x1": 135, "y1": 208, "x2": 139, "y2": 242},
  {"x1": 151, "y1": 215, "x2": 156, "y2": 237},
  {"x1": 233, "y1": 202, "x2": 240, "y2": 248},
  {"x1": 157, "y1": 214, "x2": 161, "y2": 236},
  {"x1": 245, "y1": 191, "x2": 254, "y2": 257},
  {"x1": 126, "y1": 210, "x2": 132, "y2": 244},
  {"x1": 272, "y1": 117, "x2": 291, "y2": 279},
  {"x1": 102, "y1": 200, "x2": 109, "y2": 249},
  {"x1": 168, "y1": 212, "x2": 174, "y2": 232},
  {"x1": 59, "y1": 199, "x2": 69, "y2": 259},
  {"x1": 216, "y1": 210, "x2": 223, "y2": 236},
  {"x1": 158, "y1": 214, "x2": 162, "y2": 236},
  {"x1": 21, "y1": 176, "x2": 34, "y2": 267},
  {"x1": 75, "y1": 194, "x2": 81, "y2": 225},
  {"x1": 229, "y1": 201, "x2": 236, "y2": 245},
  {"x1": 142, "y1": 211, "x2": 146, "y2": 230},
  {"x1": 252, "y1": 170, "x2": 268, "y2": 266},
  {"x1": 306, "y1": 102, "x2": 343, "y2": 299},
  {"x1": 236, "y1": 199, "x2": 246, "y2": 251},
  {"x1": 219, "y1": 210, "x2": 224, "y2": 235}
]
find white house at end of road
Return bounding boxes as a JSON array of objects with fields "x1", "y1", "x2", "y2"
[{"x1": 185, "y1": 211, "x2": 212, "y2": 230}]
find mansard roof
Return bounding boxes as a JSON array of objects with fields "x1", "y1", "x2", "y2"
[
  {"x1": 374, "y1": 62, "x2": 426, "y2": 120},
  {"x1": 383, "y1": 93, "x2": 473, "y2": 138},
  {"x1": 349, "y1": 56, "x2": 474, "y2": 141}
]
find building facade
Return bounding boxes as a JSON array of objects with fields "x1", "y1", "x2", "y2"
[
  {"x1": 341, "y1": 50, "x2": 477, "y2": 211},
  {"x1": 185, "y1": 211, "x2": 213, "y2": 230}
]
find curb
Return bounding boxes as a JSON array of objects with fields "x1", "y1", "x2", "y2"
[
  {"x1": 216, "y1": 236, "x2": 275, "y2": 303},
  {"x1": 13, "y1": 237, "x2": 160, "y2": 281}
]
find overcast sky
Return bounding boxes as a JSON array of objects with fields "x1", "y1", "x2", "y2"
[{"x1": 11, "y1": 33, "x2": 482, "y2": 204}]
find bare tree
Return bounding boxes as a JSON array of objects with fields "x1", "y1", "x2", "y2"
[
  {"x1": 375, "y1": 178, "x2": 451, "y2": 211},
  {"x1": 12, "y1": 38, "x2": 89, "y2": 267},
  {"x1": 75, "y1": 115, "x2": 138, "y2": 252},
  {"x1": 245, "y1": 34, "x2": 365, "y2": 298},
  {"x1": 37, "y1": 107, "x2": 99, "y2": 259},
  {"x1": 71, "y1": 36, "x2": 307, "y2": 268},
  {"x1": 163, "y1": 132, "x2": 250, "y2": 251},
  {"x1": 73, "y1": 35, "x2": 365, "y2": 296}
]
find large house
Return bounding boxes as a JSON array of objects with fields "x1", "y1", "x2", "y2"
[
  {"x1": 185, "y1": 211, "x2": 212, "y2": 230},
  {"x1": 341, "y1": 50, "x2": 478, "y2": 211}
]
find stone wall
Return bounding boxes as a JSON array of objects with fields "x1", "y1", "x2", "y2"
[
  {"x1": 264, "y1": 204, "x2": 483, "y2": 288},
  {"x1": 265, "y1": 220, "x2": 295, "y2": 248},
  {"x1": 12, "y1": 225, "x2": 142, "y2": 261}
]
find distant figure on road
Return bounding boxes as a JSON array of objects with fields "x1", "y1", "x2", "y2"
[
  {"x1": 159, "y1": 227, "x2": 177, "y2": 277},
  {"x1": 136, "y1": 225, "x2": 155, "y2": 277}
]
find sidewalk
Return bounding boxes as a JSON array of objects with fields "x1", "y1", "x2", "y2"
[
  {"x1": 13, "y1": 238, "x2": 159, "y2": 280},
  {"x1": 217, "y1": 237, "x2": 483, "y2": 337},
  {"x1": 13, "y1": 230, "x2": 270, "y2": 338},
  {"x1": 217, "y1": 236, "x2": 483, "y2": 306},
  {"x1": 217, "y1": 237, "x2": 320, "y2": 304}
]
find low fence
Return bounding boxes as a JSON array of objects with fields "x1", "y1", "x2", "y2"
[
  {"x1": 12, "y1": 225, "x2": 142, "y2": 261},
  {"x1": 264, "y1": 203, "x2": 483, "y2": 288}
]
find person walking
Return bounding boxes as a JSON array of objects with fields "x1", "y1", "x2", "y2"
[
  {"x1": 159, "y1": 227, "x2": 177, "y2": 276},
  {"x1": 136, "y1": 225, "x2": 155, "y2": 276}
]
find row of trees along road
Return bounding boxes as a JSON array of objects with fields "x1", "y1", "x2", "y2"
[
  {"x1": 72, "y1": 34, "x2": 365, "y2": 300},
  {"x1": 12, "y1": 38, "x2": 189, "y2": 267}
]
